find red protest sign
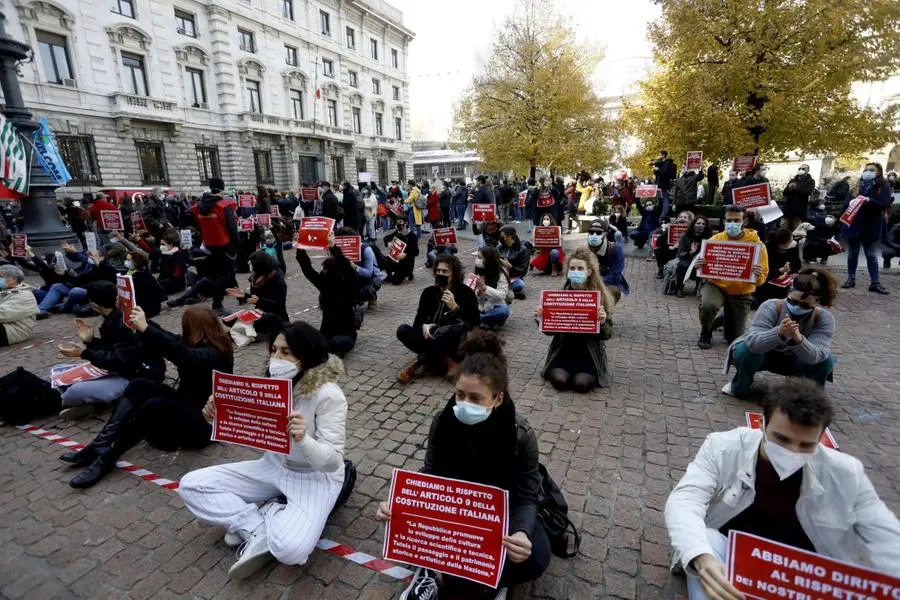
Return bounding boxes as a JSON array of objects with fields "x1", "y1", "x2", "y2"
[
  {"x1": 270, "y1": 205, "x2": 280, "y2": 217},
  {"x1": 745, "y1": 411, "x2": 838, "y2": 450},
  {"x1": 686, "y1": 151, "x2": 703, "y2": 171},
  {"x1": 732, "y1": 156, "x2": 757, "y2": 173},
  {"x1": 433, "y1": 227, "x2": 458, "y2": 246},
  {"x1": 239, "y1": 218, "x2": 255, "y2": 232},
  {"x1": 828, "y1": 236, "x2": 843, "y2": 254},
  {"x1": 537, "y1": 189, "x2": 554, "y2": 208},
  {"x1": 296, "y1": 217, "x2": 335, "y2": 249},
  {"x1": 388, "y1": 238, "x2": 407, "y2": 262},
  {"x1": 518, "y1": 190, "x2": 526, "y2": 208},
  {"x1": 51, "y1": 363, "x2": 109, "y2": 387},
  {"x1": 840, "y1": 196, "x2": 868, "y2": 226},
  {"x1": 116, "y1": 274, "x2": 136, "y2": 330},
  {"x1": 383, "y1": 469, "x2": 509, "y2": 588},
  {"x1": 100, "y1": 210, "x2": 124, "y2": 231},
  {"x1": 300, "y1": 187, "x2": 319, "y2": 201},
  {"x1": 635, "y1": 185, "x2": 659, "y2": 198},
  {"x1": 222, "y1": 309, "x2": 264, "y2": 324},
  {"x1": 256, "y1": 213, "x2": 271, "y2": 227},
  {"x1": 732, "y1": 183, "x2": 771, "y2": 209},
  {"x1": 473, "y1": 204, "x2": 496, "y2": 222},
  {"x1": 726, "y1": 531, "x2": 895, "y2": 599},
  {"x1": 334, "y1": 235, "x2": 362, "y2": 262},
  {"x1": 388, "y1": 198, "x2": 404, "y2": 216},
  {"x1": 10, "y1": 233, "x2": 26, "y2": 257},
  {"x1": 768, "y1": 272, "x2": 793, "y2": 287},
  {"x1": 238, "y1": 194, "x2": 256, "y2": 208},
  {"x1": 540, "y1": 290, "x2": 602, "y2": 334},
  {"x1": 650, "y1": 233, "x2": 660, "y2": 251},
  {"x1": 464, "y1": 273, "x2": 481, "y2": 291},
  {"x1": 698, "y1": 240, "x2": 760, "y2": 282},
  {"x1": 667, "y1": 223, "x2": 689, "y2": 246},
  {"x1": 533, "y1": 226, "x2": 562, "y2": 248},
  {"x1": 211, "y1": 371, "x2": 292, "y2": 455},
  {"x1": 131, "y1": 212, "x2": 147, "y2": 234}
]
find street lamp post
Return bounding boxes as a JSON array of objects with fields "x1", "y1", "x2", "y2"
[{"x1": 0, "y1": 10, "x2": 75, "y2": 249}]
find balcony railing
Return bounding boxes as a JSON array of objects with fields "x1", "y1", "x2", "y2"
[{"x1": 109, "y1": 92, "x2": 182, "y2": 123}]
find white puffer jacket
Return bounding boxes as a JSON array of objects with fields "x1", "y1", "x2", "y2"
[
  {"x1": 0, "y1": 283, "x2": 38, "y2": 344},
  {"x1": 665, "y1": 427, "x2": 900, "y2": 574}
]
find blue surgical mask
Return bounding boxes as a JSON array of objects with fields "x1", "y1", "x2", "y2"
[
  {"x1": 860, "y1": 170, "x2": 876, "y2": 181},
  {"x1": 724, "y1": 223, "x2": 743, "y2": 237},
  {"x1": 587, "y1": 233, "x2": 602, "y2": 246},
  {"x1": 124, "y1": 259, "x2": 134, "y2": 270},
  {"x1": 785, "y1": 299, "x2": 812, "y2": 317},
  {"x1": 0, "y1": 279, "x2": 7, "y2": 290},
  {"x1": 567, "y1": 270, "x2": 588, "y2": 285},
  {"x1": 453, "y1": 400, "x2": 491, "y2": 425}
]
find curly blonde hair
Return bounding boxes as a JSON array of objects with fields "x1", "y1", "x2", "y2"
[{"x1": 565, "y1": 246, "x2": 614, "y2": 315}]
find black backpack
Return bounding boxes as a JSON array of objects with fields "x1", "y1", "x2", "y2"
[
  {"x1": 0, "y1": 367, "x2": 62, "y2": 426},
  {"x1": 329, "y1": 459, "x2": 357, "y2": 516},
  {"x1": 535, "y1": 463, "x2": 580, "y2": 558}
]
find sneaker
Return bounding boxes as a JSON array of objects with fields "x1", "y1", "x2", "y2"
[
  {"x1": 675, "y1": 287, "x2": 685, "y2": 299},
  {"x1": 400, "y1": 567, "x2": 438, "y2": 600},
  {"x1": 228, "y1": 522, "x2": 272, "y2": 579},
  {"x1": 59, "y1": 404, "x2": 100, "y2": 421},
  {"x1": 697, "y1": 332, "x2": 712, "y2": 349},
  {"x1": 721, "y1": 382, "x2": 736, "y2": 397},
  {"x1": 397, "y1": 358, "x2": 421, "y2": 384},
  {"x1": 224, "y1": 531, "x2": 242, "y2": 547},
  {"x1": 36, "y1": 311, "x2": 51, "y2": 321},
  {"x1": 841, "y1": 279, "x2": 855, "y2": 289},
  {"x1": 166, "y1": 297, "x2": 185, "y2": 308},
  {"x1": 494, "y1": 589, "x2": 508, "y2": 600},
  {"x1": 869, "y1": 283, "x2": 890, "y2": 295}
]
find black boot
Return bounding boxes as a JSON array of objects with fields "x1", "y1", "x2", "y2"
[
  {"x1": 60, "y1": 446, "x2": 98, "y2": 467},
  {"x1": 841, "y1": 279, "x2": 855, "y2": 289},
  {"x1": 656, "y1": 266, "x2": 664, "y2": 279},
  {"x1": 697, "y1": 329, "x2": 712, "y2": 349},
  {"x1": 67, "y1": 397, "x2": 137, "y2": 488},
  {"x1": 69, "y1": 420, "x2": 142, "y2": 489}
]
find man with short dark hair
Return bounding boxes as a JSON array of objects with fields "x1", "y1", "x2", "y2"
[
  {"x1": 666, "y1": 377, "x2": 900, "y2": 600},
  {"x1": 653, "y1": 150, "x2": 677, "y2": 216}
]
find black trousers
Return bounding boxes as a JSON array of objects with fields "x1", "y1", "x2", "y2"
[
  {"x1": 396, "y1": 324, "x2": 465, "y2": 370},
  {"x1": 204, "y1": 248, "x2": 237, "y2": 309},
  {"x1": 382, "y1": 259, "x2": 414, "y2": 285},
  {"x1": 0, "y1": 325, "x2": 9, "y2": 347},
  {"x1": 125, "y1": 379, "x2": 212, "y2": 452}
]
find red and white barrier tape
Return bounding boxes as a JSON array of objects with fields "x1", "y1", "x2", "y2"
[{"x1": 10, "y1": 422, "x2": 413, "y2": 582}]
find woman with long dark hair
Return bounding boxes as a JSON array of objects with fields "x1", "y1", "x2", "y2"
[
  {"x1": 841, "y1": 162, "x2": 891, "y2": 294},
  {"x1": 474, "y1": 246, "x2": 512, "y2": 329},
  {"x1": 529, "y1": 213, "x2": 565, "y2": 276},
  {"x1": 62, "y1": 305, "x2": 234, "y2": 488},
  {"x1": 226, "y1": 250, "x2": 288, "y2": 335},
  {"x1": 672, "y1": 215, "x2": 713, "y2": 297}
]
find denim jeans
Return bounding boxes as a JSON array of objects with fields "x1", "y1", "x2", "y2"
[
  {"x1": 660, "y1": 186, "x2": 670, "y2": 218},
  {"x1": 511, "y1": 277, "x2": 525, "y2": 293},
  {"x1": 365, "y1": 216, "x2": 377, "y2": 241},
  {"x1": 61, "y1": 375, "x2": 131, "y2": 407},
  {"x1": 426, "y1": 247, "x2": 453, "y2": 266},
  {"x1": 686, "y1": 529, "x2": 728, "y2": 600},
  {"x1": 454, "y1": 204, "x2": 467, "y2": 229},
  {"x1": 729, "y1": 341, "x2": 836, "y2": 396},
  {"x1": 480, "y1": 304, "x2": 510, "y2": 328},
  {"x1": 846, "y1": 238, "x2": 880, "y2": 284},
  {"x1": 37, "y1": 282, "x2": 87, "y2": 313},
  {"x1": 515, "y1": 204, "x2": 523, "y2": 221},
  {"x1": 380, "y1": 216, "x2": 392, "y2": 232}
]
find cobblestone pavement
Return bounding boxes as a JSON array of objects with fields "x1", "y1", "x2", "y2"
[{"x1": 1, "y1": 234, "x2": 898, "y2": 600}]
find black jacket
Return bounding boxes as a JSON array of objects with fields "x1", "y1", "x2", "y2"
[
  {"x1": 322, "y1": 190, "x2": 341, "y2": 221},
  {"x1": 782, "y1": 173, "x2": 816, "y2": 218},
  {"x1": 81, "y1": 309, "x2": 165, "y2": 381},
  {"x1": 342, "y1": 187, "x2": 362, "y2": 230},
  {"x1": 765, "y1": 242, "x2": 801, "y2": 281},
  {"x1": 438, "y1": 188, "x2": 452, "y2": 209},
  {"x1": 158, "y1": 250, "x2": 188, "y2": 291},
  {"x1": 676, "y1": 229, "x2": 711, "y2": 261},
  {"x1": 243, "y1": 269, "x2": 288, "y2": 322},
  {"x1": 498, "y1": 238, "x2": 530, "y2": 279},
  {"x1": 498, "y1": 184, "x2": 516, "y2": 205},
  {"x1": 383, "y1": 229, "x2": 419, "y2": 269},
  {"x1": 138, "y1": 323, "x2": 233, "y2": 407},
  {"x1": 132, "y1": 270, "x2": 166, "y2": 319},
  {"x1": 296, "y1": 246, "x2": 358, "y2": 339},
  {"x1": 673, "y1": 171, "x2": 705, "y2": 206},
  {"x1": 412, "y1": 280, "x2": 480, "y2": 336},
  {"x1": 424, "y1": 396, "x2": 540, "y2": 537},
  {"x1": 609, "y1": 214, "x2": 628, "y2": 237},
  {"x1": 653, "y1": 158, "x2": 677, "y2": 188}
]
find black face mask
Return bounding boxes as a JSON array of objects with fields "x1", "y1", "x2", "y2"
[
  {"x1": 435, "y1": 274, "x2": 450, "y2": 288},
  {"x1": 474, "y1": 266, "x2": 486, "y2": 276}
]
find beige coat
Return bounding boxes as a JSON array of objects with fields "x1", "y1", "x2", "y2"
[{"x1": 0, "y1": 282, "x2": 38, "y2": 344}]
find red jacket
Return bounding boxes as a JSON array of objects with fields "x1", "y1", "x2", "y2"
[
  {"x1": 192, "y1": 197, "x2": 235, "y2": 247},
  {"x1": 426, "y1": 191, "x2": 441, "y2": 222},
  {"x1": 90, "y1": 199, "x2": 118, "y2": 225},
  {"x1": 530, "y1": 247, "x2": 565, "y2": 272}
]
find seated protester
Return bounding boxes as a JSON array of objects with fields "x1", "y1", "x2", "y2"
[
  {"x1": 396, "y1": 254, "x2": 480, "y2": 384},
  {"x1": 0, "y1": 265, "x2": 38, "y2": 347},
  {"x1": 126, "y1": 251, "x2": 166, "y2": 319},
  {"x1": 538, "y1": 247, "x2": 614, "y2": 393},
  {"x1": 332, "y1": 226, "x2": 382, "y2": 310},
  {"x1": 530, "y1": 214, "x2": 565, "y2": 276},
  {"x1": 425, "y1": 236, "x2": 457, "y2": 269},
  {"x1": 57, "y1": 281, "x2": 165, "y2": 420},
  {"x1": 33, "y1": 241, "x2": 94, "y2": 319},
  {"x1": 672, "y1": 216, "x2": 713, "y2": 298},
  {"x1": 157, "y1": 230, "x2": 188, "y2": 295},
  {"x1": 696, "y1": 205, "x2": 769, "y2": 349},
  {"x1": 630, "y1": 197, "x2": 663, "y2": 249},
  {"x1": 585, "y1": 219, "x2": 630, "y2": 303},
  {"x1": 744, "y1": 207, "x2": 767, "y2": 244},
  {"x1": 227, "y1": 250, "x2": 289, "y2": 336},
  {"x1": 722, "y1": 268, "x2": 837, "y2": 398},
  {"x1": 608, "y1": 205, "x2": 628, "y2": 245},
  {"x1": 261, "y1": 229, "x2": 287, "y2": 274},
  {"x1": 179, "y1": 322, "x2": 347, "y2": 580},
  {"x1": 381, "y1": 216, "x2": 419, "y2": 285},
  {"x1": 62, "y1": 305, "x2": 234, "y2": 489},
  {"x1": 802, "y1": 214, "x2": 840, "y2": 265},
  {"x1": 295, "y1": 236, "x2": 359, "y2": 356},
  {"x1": 665, "y1": 378, "x2": 900, "y2": 600},
  {"x1": 473, "y1": 220, "x2": 502, "y2": 249},
  {"x1": 498, "y1": 225, "x2": 530, "y2": 299},
  {"x1": 654, "y1": 210, "x2": 695, "y2": 279},
  {"x1": 474, "y1": 246, "x2": 512, "y2": 330},
  {"x1": 377, "y1": 331, "x2": 549, "y2": 599},
  {"x1": 753, "y1": 228, "x2": 802, "y2": 308}
]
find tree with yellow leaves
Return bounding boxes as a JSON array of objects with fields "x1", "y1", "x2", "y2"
[
  {"x1": 451, "y1": 0, "x2": 614, "y2": 178},
  {"x1": 621, "y1": 0, "x2": 900, "y2": 169}
]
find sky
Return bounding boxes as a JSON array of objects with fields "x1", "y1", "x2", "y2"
[{"x1": 387, "y1": 0, "x2": 661, "y2": 141}]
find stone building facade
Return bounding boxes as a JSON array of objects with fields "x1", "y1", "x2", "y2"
[{"x1": 5, "y1": 0, "x2": 413, "y2": 196}]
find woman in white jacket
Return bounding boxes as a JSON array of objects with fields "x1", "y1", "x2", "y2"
[
  {"x1": 473, "y1": 247, "x2": 511, "y2": 329},
  {"x1": 0, "y1": 265, "x2": 38, "y2": 346},
  {"x1": 178, "y1": 321, "x2": 347, "y2": 579}
]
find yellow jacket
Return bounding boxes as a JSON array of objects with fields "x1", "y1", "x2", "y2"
[
  {"x1": 576, "y1": 182, "x2": 593, "y2": 212},
  {"x1": 404, "y1": 186, "x2": 423, "y2": 225},
  {"x1": 706, "y1": 229, "x2": 768, "y2": 295}
]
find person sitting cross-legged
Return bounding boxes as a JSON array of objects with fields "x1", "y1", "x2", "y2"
[{"x1": 722, "y1": 268, "x2": 837, "y2": 398}]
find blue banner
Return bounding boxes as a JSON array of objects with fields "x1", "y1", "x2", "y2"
[{"x1": 32, "y1": 117, "x2": 72, "y2": 185}]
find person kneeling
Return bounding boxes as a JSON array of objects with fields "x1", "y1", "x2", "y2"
[
  {"x1": 722, "y1": 268, "x2": 837, "y2": 398},
  {"x1": 377, "y1": 331, "x2": 550, "y2": 599},
  {"x1": 665, "y1": 378, "x2": 900, "y2": 600},
  {"x1": 178, "y1": 322, "x2": 347, "y2": 579},
  {"x1": 474, "y1": 247, "x2": 512, "y2": 330}
]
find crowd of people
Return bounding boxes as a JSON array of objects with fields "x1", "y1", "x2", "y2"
[{"x1": 0, "y1": 156, "x2": 897, "y2": 600}]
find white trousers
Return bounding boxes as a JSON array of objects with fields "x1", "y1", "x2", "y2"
[
  {"x1": 178, "y1": 452, "x2": 344, "y2": 565},
  {"x1": 686, "y1": 528, "x2": 729, "y2": 600}
]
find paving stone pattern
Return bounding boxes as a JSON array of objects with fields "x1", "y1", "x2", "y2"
[{"x1": 0, "y1": 237, "x2": 897, "y2": 600}]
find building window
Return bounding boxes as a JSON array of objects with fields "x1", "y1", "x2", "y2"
[
  {"x1": 346, "y1": 27, "x2": 355, "y2": 49},
  {"x1": 370, "y1": 38, "x2": 378, "y2": 60},
  {"x1": 175, "y1": 9, "x2": 197, "y2": 37},
  {"x1": 57, "y1": 135, "x2": 101, "y2": 185},
  {"x1": 378, "y1": 159, "x2": 388, "y2": 183},
  {"x1": 398, "y1": 161, "x2": 406, "y2": 182},
  {"x1": 322, "y1": 58, "x2": 334, "y2": 77},
  {"x1": 348, "y1": 71, "x2": 358, "y2": 88},
  {"x1": 356, "y1": 157, "x2": 367, "y2": 175},
  {"x1": 290, "y1": 89, "x2": 304, "y2": 120},
  {"x1": 450, "y1": 164, "x2": 464, "y2": 176},
  {"x1": 281, "y1": 0, "x2": 294, "y2": 20},
  {"x1": 253, "y1": 150, "x2": 275, "y2": 184},
  {"x1": 372, "y1": 78, "x2": 381, "y2": 95},
  {"x1": 195, "y1": 145, "x2": 221, "y2": 184},
  {"x1": 327, "y1": 99, "x2": 338, "y2": 127},
  {"x1": 285, "y1": 44, "x2": 298, "y2": 66},
  {"x1": 36, "y1": 30, "x2": 72, "y2": 85},
  {"x1": 331, "y1": 155, "x2": 345, "y2": 182},
  {"x1": 414, "y1": 166, "x2": 427, "y2": 180},
  {"x1": 246, "y1": 80, "x2": 262, "y2": 113},
  {"x1": 374, "y1": 112, "x2": 383, "y2": 136},
  {"x1": 351, "y1": 107, "x2": 361, "y2": 133},
  {"x1": 391, "y1": 48, "x2": 399, "y2": 69},
  {"x1": 238, "y1": 28, "x2": 255, "y2": 52},
  {"x1": 135, "y1": 141, "x2": 168, "y2": 185},
  {"x1": 121, "y1": 52, "x2": 148, "y2": 96},
  {"x1": 111, "y1": 0, "x2": 135, "y2": 18},
  {"x1": 320, "y1": 10, "x2": 331, "y2": 36},
  {"x1": 394, "y1": 117, "x2": 403, "y2": 140},
  {"x1": 392, "y1": 85, "x2": 400, "y2": 101},
  {"x1": 186, "y1": 67, "x2": 206, "y2": 107}
]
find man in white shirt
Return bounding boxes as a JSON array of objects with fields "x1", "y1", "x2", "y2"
[{"x1": 665, "y1": 377, "x2": 900, "y2": 600}]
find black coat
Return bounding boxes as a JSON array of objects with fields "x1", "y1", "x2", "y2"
[
  {"x1": 296, "y1": 246, "x2": 358, "y2": 340},
  {"x1": 412, "y1": 280, "x2": 480, "y2": 335},
  {"x1": 383, "y1": 229, "x2": 419, "y2": 270},
  {"x1": 782, "y1": 174, "x2": 816, "y2": 219},
  {"x1": 132, "y1": 270, "x2": 166, "y2": 319},
  {"x1": 765, "y1": 242, "x2": 801, "y2": 281},
  {"x1": 653, "y1": 158, "x2": 677, "y2": 188},
  {"x1": 342, "y1": 187, "x2": 362, "y2": 230},
  {"x1": 321, "y1": 190, "x2": 341, "y2": 221},
  {"x1": 81, "y1": 309, "x2": 165, "y2": 381},
  {"x1": 245, "y1": 269, "x2": 288, "y2": 322},
  {"x1": 498, "y1": 238, "x2": 531, "y2": 279},
  {"x1": 158, "y1": 250, "x2": 188, "y2": 292}
]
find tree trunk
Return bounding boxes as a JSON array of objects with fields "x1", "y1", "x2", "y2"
[{"x1": 529, "y1": 165, "x2": 536, "y2": 179}]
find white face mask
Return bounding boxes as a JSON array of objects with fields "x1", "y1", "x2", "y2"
[
  {"x1": 764, "y1": 431, "x2": 815, "y2": 480},
  {"x1": 269, "y1": 357, "x2": 300, "y2": 380}
]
